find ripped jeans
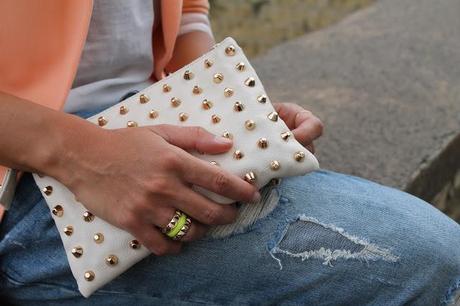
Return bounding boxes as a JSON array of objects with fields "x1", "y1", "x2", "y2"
[
  {"x1": 1, "y1": 170, "x2": 460, "y2": 305},
  {"x1": 1, "y1": 99, "x2": 460, "y2": 305}
]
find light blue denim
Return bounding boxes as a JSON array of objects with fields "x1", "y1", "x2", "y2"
[{"x1": 0, "y1": 105, "x2": 459, "y2": 305}]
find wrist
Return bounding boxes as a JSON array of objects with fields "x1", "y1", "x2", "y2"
[{"x1": 39, "y1": 113, "x2": 107, "y2": 188}]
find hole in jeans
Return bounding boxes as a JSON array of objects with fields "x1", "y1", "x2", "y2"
[{"x1": 269, "y1": 215, "x2": 399, "y2": 269}]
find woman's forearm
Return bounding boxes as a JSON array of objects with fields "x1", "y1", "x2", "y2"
[
  {"x1": 166, "y1": 31, "x2": 215, "y2": 73},
  {"x1": 0, "y1": 92, "x2": 103, "y2": 181}
]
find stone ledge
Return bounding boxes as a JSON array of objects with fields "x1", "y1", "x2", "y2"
[{"x1": 253, "y1": 0, "x2": 460, "y2": 208}]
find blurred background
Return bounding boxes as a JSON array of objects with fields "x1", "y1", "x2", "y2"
[
  {"x1": 209, "y1": 0, "x2": 460, "y2": 221},
  {"x1": 210, "y1": 0, "x2": 373, "y2": 57}
]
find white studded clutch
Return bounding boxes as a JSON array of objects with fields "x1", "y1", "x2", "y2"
[{"x1": 32, "y1": 37, "x2": 319, "y2": 297}]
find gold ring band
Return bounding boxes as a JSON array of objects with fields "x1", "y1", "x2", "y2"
[{"x1": 161, "y1": 210, "x2": 193, "y2": 241}]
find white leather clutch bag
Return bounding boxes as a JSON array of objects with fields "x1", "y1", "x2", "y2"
[{"x1": 32, "y1": 37, "x2": 319, "y2": 297}]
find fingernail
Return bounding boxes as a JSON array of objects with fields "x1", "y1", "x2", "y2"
[
  {"x1": 252, "y1": 191, "x2": 261, "y2": 202},
  {"x1": 215, "y1": 136, "x2": 232, "y2": 144}
]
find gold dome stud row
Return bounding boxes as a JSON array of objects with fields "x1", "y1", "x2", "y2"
[
  {"x1": 99, "y1": 92, "x2": 266, "y2": 127},
  {"x1": 97, "y1": 87, "x2": 266, "y2": 128},
  {"x1": 82, "y1": 255, "x2": 118, "y2": 282},
  {"x1": 204, "y1": 58, "x2": 244, "y2": 72},
  {"x1": 104, "y1": 107, "x2": 279, "y2": 127},
  {"x1": 73, "y1": 239, "x2": 143, "y2": 282}
]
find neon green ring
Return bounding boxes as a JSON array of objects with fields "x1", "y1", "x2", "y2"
[{"x1": 166, "y1": 213, "x2": 187, "y2": 238}]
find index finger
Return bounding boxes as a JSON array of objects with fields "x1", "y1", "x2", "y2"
[{"x1": 177, "y1": 153, "x2": 260, "y2": 203}]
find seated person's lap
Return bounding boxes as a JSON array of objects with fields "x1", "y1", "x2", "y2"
[{"x1": 1, "y1": 171, "x2": 459, "y2": 305}]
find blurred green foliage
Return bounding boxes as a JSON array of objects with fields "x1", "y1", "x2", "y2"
[{"x1": 209, "y1": 0, "x2": 374, "y2": 57}]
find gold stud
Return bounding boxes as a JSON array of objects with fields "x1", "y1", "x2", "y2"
[
  {"x1": 204, "y1": 59, "x2": 213, "y2": 68},
  {"x1": 83, "y1": 211, "x2": 95, "y2": 222},
  {"x1": 162, "y1": 84, "x2": 171, "y2": 93},
  {"x1": 257, "y1": 94, "x2": 267, "y2": 104},
  {"x1": 183, "y1": 70, "x2": 194, "y2": 80},
  {"x1": 202, "y1": 99, "x2": 213, "y2": 110},
  {"x1": 71, "y1": 246, "x2": 83, "y2": 258},
  {"x1": 281, "y1": 131, "x2": 292, "y2": 141},
  {"x1": 270, "y1": 160, "x2": 281, "y2": 171},
  {"x1": 119, "y1": 105, "x2": 129, "y2": 115},
  {"x1": 244, "y1": 171, "x2": 256, "y2": 184},
  {"x1": 149, "y1": 110, "x2": 159, "y2": 119},
  {"x1": 127, "y1": 121, "x2": 138, "y2": 128},
  {"x1": 139, "y1": 94, "x2": 150, "y2": 104},
  {"x1": 245, "y1": 120, "x2": 256, "y2": 130},
  {"x1": 171, "y1": 97, "x2": 181, "y2": 107},
  {"x1": 211, "y1": 114, "x2": 221, "y2": 124},
  {"x1": 192, "y1": 85, "x2": 202, "y2": 95},
  {"x1": 63, "y1": 226, "x2": 74, "y2": 236},
  {"x1": 97, "y1": 116, "x2": 108, "y2": 127},
  {"x1": 267, "y1": 111, "x2": 279, "y2": 122},
  {"x1": 258, "y1": 138, "x2": 269, "y2": 149},
  {"x1": 179, "y1": 112, "x2": 189, "y2": 122},
  {"x1": 294, "y1": 151, "x2": 306, "y2": 162},
  {"x1": 84, "y1": 271, "x2": 95, "y2": 281},
  {"x1": 43, "y1": 186, "x2": 53, "y2": 196},
  {"x1": 233, "y1": 101, "x2": 244, "y2": 112},
  {"x1": 222, "y1": 131, "x2": 233, "y2": 139},
  {"x1": 130, "y1": 239, "x2": 141, "y2": 249},
  {"x1": 235, "y1": 62, "x2": 246, "y2": 71},
  {"x1": 244, "y1": 77, "x2": 256, "y2": 87},
  {"x1": 225, "y1": 45, "x2": 236, "y2": 56},
  {"x1": 52, "y1": 205, "x2": 64, "y2": 217},
  {"x1": 224, "y1": 87, "x2": 234, "y2": 97},
  {"x1": 105, "y1": 254, "x2": 119, "y2": 266},
  {"x1": 233, "y1": 150, "x2": 244, "y2": 160},
  {"x1": 93, "y1": 233, "x2": 104, "y2": 244},
  {"x1": 213, "y1": 73, "x2": 224, "y2": 84},
  {"x1": 210, "y1": 161, "x2": 219, "y2": 166}
]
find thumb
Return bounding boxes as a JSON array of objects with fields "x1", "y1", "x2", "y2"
[{"x1": 148, "y1": 124, "x2": 233, "y2": 154}]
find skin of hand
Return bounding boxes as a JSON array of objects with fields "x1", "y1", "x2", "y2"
[
  {"x1": 273, "y1": 102, "x2": 324, "y2": 153},
  {"x1": 57, "y1": 124, "x2": 262, "y2": 256}
]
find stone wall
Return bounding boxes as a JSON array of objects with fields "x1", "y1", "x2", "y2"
[{"x1": 249, "y1": 0, "x2": 460, "y2": 221}]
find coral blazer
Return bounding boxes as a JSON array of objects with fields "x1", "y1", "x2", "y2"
[{"x1": 0, "y1": 0, "x2": 209, "y2": 210}]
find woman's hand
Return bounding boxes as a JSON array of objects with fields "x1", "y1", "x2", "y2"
[
  {"x1": 56, "y1": 124, "x2": 260, "y2": 256},
  {"x1": 273, "y1": 102, "x2": 324, "y2": 153}
]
